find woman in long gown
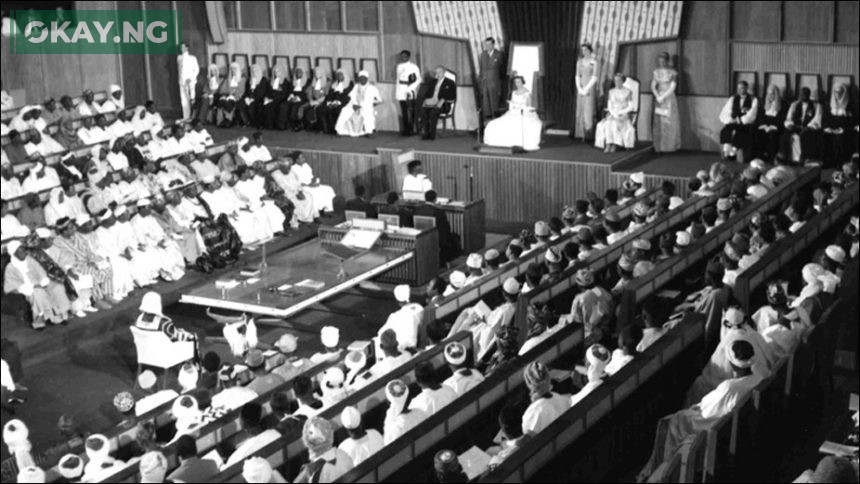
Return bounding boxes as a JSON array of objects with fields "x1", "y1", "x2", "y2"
[
  {"x1": 754, "y1": 85, "x2": 785, "y2": 162},
  {"x1": 595, "y1": 73, "x2": 636, "y2": 152},
  {"x1": 650, "y1": 53, "x2": 681, "y2": 153},
  {"x1": 483, "y1": 76, "x2": 542, "y2": 151},
  {"x1": 574, "y1": 43, "x2": 598, "y2": 141}
]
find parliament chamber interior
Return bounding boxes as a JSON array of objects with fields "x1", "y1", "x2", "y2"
[{"x1": 0, "y1": 1, "x2": 858, "y2": 483}]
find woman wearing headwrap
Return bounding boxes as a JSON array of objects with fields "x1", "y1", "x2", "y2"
[
  {"x1": 238, "y1": 64, "x2": 269, "y2": 129},
  {"x1": 822, "y1": 83, "x2": 856, "y2": 167},
  {"x1": 216, "y1": 63, "x2": 245, "y2": 128},
  {"x1": 521, "y1": 361, "x2": 569, "y2": 435},
  {"x1": 302, "y1": 67, "x2": 331, "y2": 131},
  {"x1": 318, "y1": 69, "x2": 355, "y2": 134},
  {"x1": 263, "y1": 64, "x2": 289, "y2": 130},
  {"x1": 284, "y1": 67, "x2": 311, "y2": 131},
  {"x1": 650, "y1": 52, "x2": 681, "y2": 153},
  {"x1": 754, "y1": 84, "x2": 785, "y2": 161},
  {"x1": 138, "y1": 451, "x2": 168, "y2": 483},
  {"x1": 685, "y1": 307, "x2": 774, "y2": 405},
  {"x1": 637, "y1": 339, "x2": 764, "y2": 482},
  {"x1": 197, "y1": 65, "x2": 222, "y2": 125},
  {"x1": 3, "y1": 240, "x2": 71, "y2": 330},
  {"x1": 295, "y1": 416, "x2": 354, "y2": 482}
]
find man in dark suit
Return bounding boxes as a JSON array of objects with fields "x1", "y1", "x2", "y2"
[
  {"x1": 478, "y1": 37, "x2": 503, "y2": 120},
  {"x1": 414, "y1": 190, "x2": 458, "y2": 264},
  {"x1": 344, "y1": 185, "x2": 378, "y2": 218},
  {"x1": 378, "y1": 191, "x2": 413, "y2": 227},
  {"x1": 167, "y1": 435, "x2": 219, "y2": 482},
  {"x1": 419, "y1": 66, "x2": 457, "y2": 140}
]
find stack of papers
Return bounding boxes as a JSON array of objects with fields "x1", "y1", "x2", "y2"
[
  {"x1": 215, "y1": 279, "x2": 240, "y2": 289},
  {"x1": 458, "y1": 446, "x2": 492, "y2": 480},
  {"x1": 296, "y1": 279, "x2": 325, "y2": 290}
]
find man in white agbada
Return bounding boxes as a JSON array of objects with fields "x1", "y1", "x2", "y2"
[
  {"x1": 108, "y1": 110, "x2": 135, "y2": 139},
  {"x1": 449, "y1": 277, "x2": 520, "y2": 360},
  {"x1": 135, "y1": 102, "x2": 166, "y2": 138},
  {"x1": 233, "y1": 165, "x2": 285, "y2": 234},
  {"x1": 23, "y1": 130, "x2": 65, "y2": 158},
  {"x1": 338, "y1": 405, "x2": 384, "y2": 466},
  {"x1": 162, "y1": 125, "x2": 198, "y2": 159},
  {"x1": 570, "y1": 343, "x2": 612, "y2": 406},
  {"x1": 200, "y1": 173, "x2": 272, "y2": 244},
  {"x1": 178, "y1": 43, "x2": 200, "y2": 121},
  {"x1": 44, "y1": 186, "x2": 86, "y2": 226},
  {"x1": 78, "y1": 213, "x2": 134, "y2": 299},
  {"x1": 115, "y1": 168, "x2": 152, "y2": 205},
  {"x1": 186, "y1": 119, "x2": 214, "y2": 149},
  {"x1": 442, "y1": 341, "x2": 485, "y2": 395},
  {"x1": 638, "y1": 339, "x2": 764, "y2": 481},
  {"x1": 106, "y1": 137, "x2": 131, "y2": 171},
  {"x1": 290, "y1": 151, "x2": 336, "y2": 214},
  {"x1": 409, "y1": 360, "x2": 458, "y2": 416},
  {"x1": 95, "y1": 208, "x2": 159, "y2": 287},
  {"x1": 188, "y1": 150, "x2": 220, "y2": 181},
  {"x1": 351, "y1": 330, "x2": 411, "y2": 390},
  {"x1": 100, "y1": 84, "x2": 125, "y2": 113},
  {"x1": 272, "y1": 157, "x2": 316, "y2": 222},
  {"x1": 77, "y1": 89, "x2": 103, "y2": 117},
  {"x1": 131, "y1": 199, "x2": 186, "y2": 281},
  {"x1": 335, "y1": 71, "x2": 382, "y2": 137},
  {"x1": 383, "y1": 379, "x2": 428, "y2": 445},
  {"x1": 238, "y1": 132, "x2": 273, "y2": 165},
  {"x1": 3, "y1": 240, "x2": 72, "y2": 329},
  {"x1": 21, "y1": 159, "x2": 61, "y2": 195},
  {"x1": 377, "y1": 284, "x2": 423, "y2": 352}
]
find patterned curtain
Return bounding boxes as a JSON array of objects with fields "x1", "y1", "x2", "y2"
[
  {"x1": 580, "y1": 1, "x2": 683, "y2": 93},
  {"x1": 412, "y1": 1, "x2": 505, "y2": 71}
]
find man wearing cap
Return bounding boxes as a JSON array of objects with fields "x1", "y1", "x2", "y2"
[
  {"x1": 100, "y1": 84, "x2": 125, "y2": 113},
  {"x1": 464, "y1": 252, "x2": 485, "y2": 285},
  {"x1": 111, "y1": 205, "x2": 161, "y2": 285},
  {"x1": 638, "y1": 339, "x2": 764, "y2": 480},
  {"x1": 443, "y1": 270, "x2": 467, "y2": 296},
  {"x1": 821, "y1": 244, "x2": 847, "y2": 279},
  {"x1": 77, "y1": 89, "x2": 103, "y2": 117},
  {"x1": 567, "y1": 268, "x2": 613, "y2": 344},
  {"x1": 310, "y1": 325, "x2": 341, "y2": 364},
  {"x1": 402, "y1": 159, "x2": 433, "y2": 196},
  {"x1": 3, "y1": 240, "x2": 71, "y2": 330},
  {"x1": 223, "y1": 402, "x2": 282, "y2": 468},
  {"x1": 33, "y1": 226, "x2": 94, "y2": 317},
  {"x1": 383, "y1": 379, "x2": 427, "y2": 445},
  {"x1": 133, "y1": 371, "x2": 178, "y2": 415},
  {"x1": 21, "y1": 158, "x2": 61, "y2": 195},
  {"x1": 463, "y1": 277, "x2": 520, "y2": 359},
  {"x1": 442, "y1": 341, "x2": 484, "y2": 395},
  {"x1": 296, "y1": 416, "x2": 354, "y2": 482},
  {"x1": 612, "y1": 252, "x2": 636, "y2": 296},
  {"x1": 131, "y1": 199, "x2": 186, "y2": 280},
  {"x1": 356, "y1": 330, "x2": 412, "y2": 389},
  {"x1": 338, "y1": 405, "x2": 384, "y2": 466},
  {"x1": 187, "y1": 149, "x2": 219, "y2": 181},
  {"x1": 335, "y1": 70, "x2": 382, "y2": 137},
  {"x1": 291, "y1": 151, "x2": 336, "y2": 216},
  {"x1": 603, "y1": 208, "x2": 626, "y2": 245},
  {"x1": 378, "y1": 284, "x2": 424, "y2": 352},
  {"x1": 483, "y1": 248, "x2": 502, "y2": 273},
  {"x1": 540, "y1": 246, "x2": 564, "y2": 285},
  {"x1": 682, "y1": 257, "x2": 731, "y2": 355},
  {"x1": 79, "y1": 211, "x2": 135, "y2": 299},
  {"x1": 1, "y1": 200, "x2": 30, "y2": 241},
  {"x1": 395, "y1": 50, "x2": 422, "y2": 136},
  {"x1": 629, "y1": 172, "x2": 647, "y2": 196},
  {"x1": 200, "y1": 172, "x2": 271, "y2": 244}
]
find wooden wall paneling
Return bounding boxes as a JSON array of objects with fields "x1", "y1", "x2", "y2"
[
  {"x1": 417, "y1": 35, "x2": 472, "y2": 84},
  {"x1": 730, "y1": 1, "x2": 780, "y2": 41},
  {"x1": 783, "y1": 1, "x2": 833, "y2": 43},
  {"x1": 731, "y1": 43, "x2": 859, "y2": 83},
  {"x1": 765, "y1": 72, "x2": 791, "y2": 100},
  {"x1": 835, "y1": 1, "x2": 860, "y2": 44},
  {"x1": 316, "y1": 57, "x2": 334, "y2": 79},
  {"x1": 293, "y1": 56, "x2": 312, "y2": 77},
  {"x1": 42, "y1": 47, "x2": 83, "y2": 101},
  {"x1": 676, "y1": 96, "x2": 725, "y2": 152},
  {"x1": 232, "y1": 54, "x2": 250, "y2": 76},
  {"x1": 381, "y1": 0, "x2": 418, "y2": 79},
  {"x1": 631, "y1": 41, "x2": 679, "y2": 87},
  {"x1": 682, "y1": 1, "x2": 729, "y2": 40},
  {"x1": 382, "y1": 33, "x2": 422, "y2": 81},
  {"x1": 360, "y1": 59, "x2": 380, "y2": 82},
  {"x1": 679, "y1": 40, "x2": 728, "y2": 95},
  {"x1": 337, "y1": 58, "x2": 357, "y2": 81},
  {"x1": 117, "y1": 1, "x2": 148, "y2": 108},
  {"x1": 145, "y1": 1, "x2": 180, "y2": 118},
  {"x1": 209, "y1": 32, "x2": 379, "y2": 64},
  {"x1": 828, "y1": 75, "x2": 855, "y2": 101}
]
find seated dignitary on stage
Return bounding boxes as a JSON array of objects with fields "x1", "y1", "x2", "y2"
[
  {"x1": 418, "y1": 66, "x2": 457, "y2": 141},
  {"x1": 335, "y1": 70, "x2": 382, "y2": 137},
  {"x1": 718, "y1": 80, "x2": 758, "y2": 161},
  {"x1": 781, "y1": 87, "x2": 822, "y2": 164},
  {"x1": 484, "y1": 75, "x2": 542, "y2": 151},
  {"x1": 595, "y1": 73, "x2": 636, "y2": 152},
  {"x1": 754, "y1": 85, "x2": 786, "y2": 162},
  {"x1": 318, "y1": 69, "x2": 354, "y2": 135},
  {"x1": 822, "y1": 83, "x2": 856, "y2": 167}
]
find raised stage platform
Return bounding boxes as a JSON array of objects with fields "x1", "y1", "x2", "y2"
[{"x1": 210, "y1": 128, "x2": 708, "y2": 224}]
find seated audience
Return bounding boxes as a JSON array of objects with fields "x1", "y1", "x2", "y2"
[{"x1": 383, "y1": 379, "x2": 427, "y2": 445}]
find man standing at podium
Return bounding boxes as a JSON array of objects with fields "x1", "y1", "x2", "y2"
[
  {"x1": 396, "y1": 50, "x2": 422, "y2": 136},
  {"x1": 402, "y1": 160, "x2": 433, "y2": 197}
]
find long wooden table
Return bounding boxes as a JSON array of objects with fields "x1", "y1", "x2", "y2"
[
  {"x1": 179, "y1": 226, "x2": 437, "y2": 317},
  {"x1": 371, "y1": 195, "x2": 486, "y2": 254}
]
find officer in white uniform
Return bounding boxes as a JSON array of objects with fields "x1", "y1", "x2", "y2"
[
  {"x1": 401, "y1": 159, "x2": 433, "y2": 198},
  {"x1": 395, "y1": 50, "x2": 422, "y2": 136},
  {"x1": 177, "y1": 42, "x2": 200, "y2": 121}
]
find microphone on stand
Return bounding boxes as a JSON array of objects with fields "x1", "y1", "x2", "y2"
[
  {"x1": 446, "y1": 175, "x2": 458, "y2": 201},
  {"x1": 463, "y1": 165, "x2": 475, "y2": 201}
]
